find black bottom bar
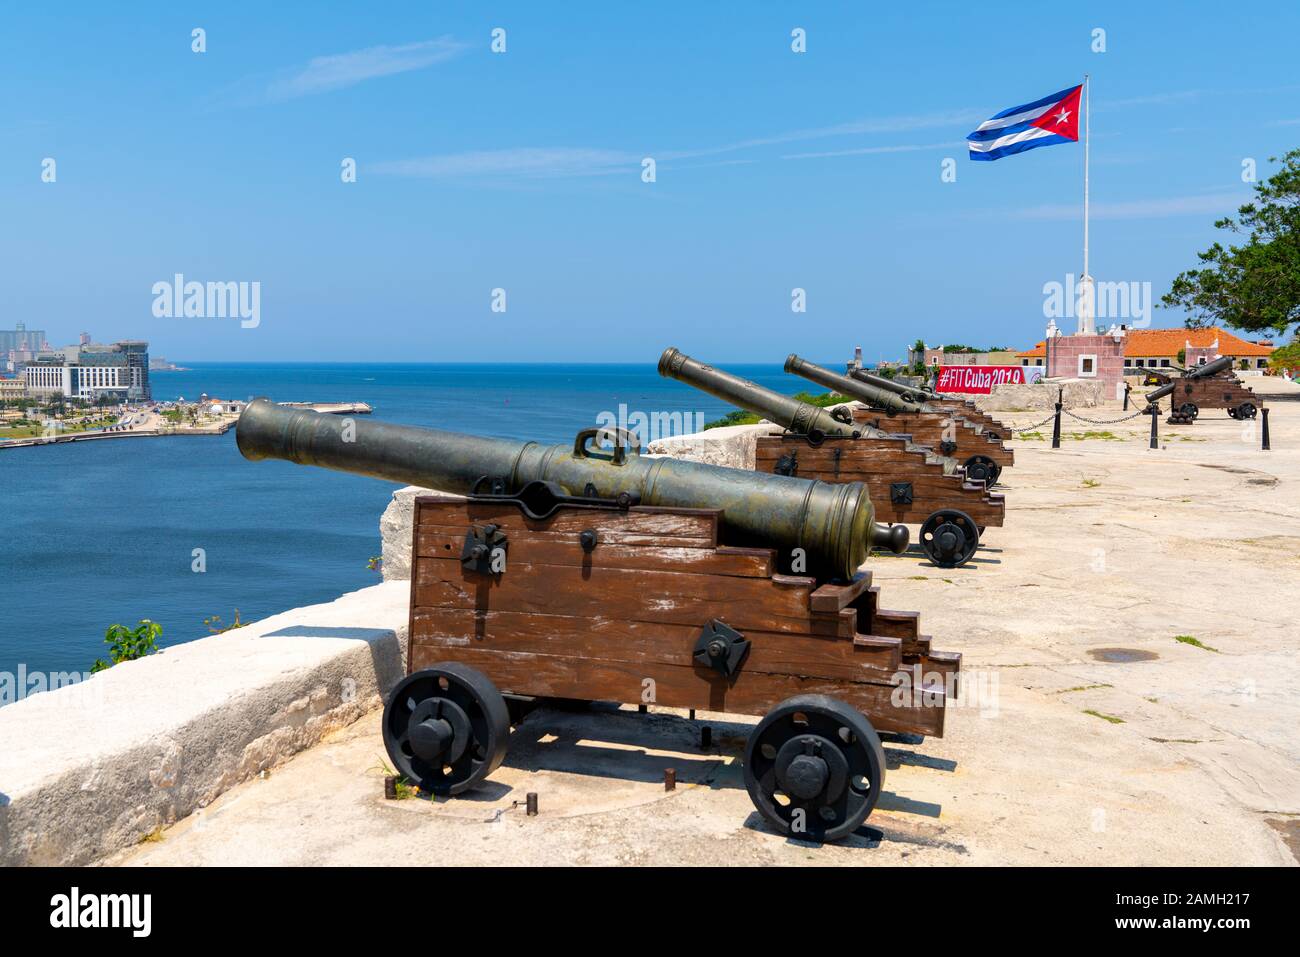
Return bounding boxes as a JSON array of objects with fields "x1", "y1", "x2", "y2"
[{"x1": 1, "y1": 865, "x2": 1290, "y2": 940}]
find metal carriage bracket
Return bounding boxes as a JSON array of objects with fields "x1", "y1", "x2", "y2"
[
  {"x1": 693, "y1": 619, "x2": 751, "y2": 679},
  {"x1": 463, "y1": 476, "x2": 647, "y2": 572}
]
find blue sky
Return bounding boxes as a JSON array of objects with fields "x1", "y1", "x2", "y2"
[{"x1": 2, "y1": 1, "x2": 1296, "y2": 362}]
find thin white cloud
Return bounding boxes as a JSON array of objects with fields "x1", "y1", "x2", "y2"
[
  {"x1": 264, "y1": 37, "x2": 469, "y2": 101},
  {"x1": 373, "y1": 109, "x2": 986, "y2": 179},
  {"x1": 1006, "y1": 191, "x2": 1250, "y2": 221},
  {"x1": 372, "y1": 147, "x2": 637, "y2": 179},
  {"x1": 661, "y1": 109, "x2": 987, "y2": 159},
  {"x1": 782, "y1": 141, "x2": 963, "y2": 160}
]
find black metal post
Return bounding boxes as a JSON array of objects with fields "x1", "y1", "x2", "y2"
[
  {"x1": 1051, "y1": 389, "x2": 1063, "y2": 449},
  {"x1": 1261, "y1": 407, "x2": 1270, "y2": 451},
  {"x1": 1122, "y1": 383, "x2": 1130, "y2": 411},
  {"x1": 1149, "y1": 405, "x2": 1159, "y2": 449}
]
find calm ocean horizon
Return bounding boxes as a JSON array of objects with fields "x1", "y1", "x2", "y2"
[{"x1": 1, "y1": 360, "x2": 854, "y2": 680}]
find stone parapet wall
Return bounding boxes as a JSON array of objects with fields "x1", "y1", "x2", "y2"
[
  {"x1": 0, "y1": 582, "x2": 409, "y2": 865},
  {"x1": 974, "y1": 379, "x2": 1110, "y2": 412}
]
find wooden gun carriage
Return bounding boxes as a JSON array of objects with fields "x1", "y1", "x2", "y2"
[
  {"x1": 925, "y1": 397, "x2": 1012, "y2": 440},
  {"x1": 839, "y1": 365, "x2": 1013, "y2": 440},
  {"x1": 851, "y1": 408, "x2": 1014, "y2": 486},
  {"x1": 781, "y1": 355, "x2": 1015, "y2": 485},
  {"x1": 397, "y1": 488, "x2": 959, "y2": 842},
  {"x1": 754, "y1": 432, "x2": 1005, "y2": 569},
  {"x1": 1166, "y1": 372, "x2": 1263, "y2": 423},
  {"x1": 234, "y1": 397, "x2": 960, "y2": 844}
]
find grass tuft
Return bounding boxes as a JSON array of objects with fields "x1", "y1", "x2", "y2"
[
  {"x1": 1174, "y1": 634, "x2": 1220, "y2": 653},
  {"x1": 1083, "y1": 709, "x2": 1125, "y2": 724}
]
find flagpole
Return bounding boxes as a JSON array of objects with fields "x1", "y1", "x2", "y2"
[{"x1": 1083, "y1": 74, "x2": 1090, "y2": 332}]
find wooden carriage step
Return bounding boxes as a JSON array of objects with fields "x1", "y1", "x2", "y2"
[
  {"x1": 925, "y1": 649, "x2": 963, "y2": 697},
  {"x1": 855, "y1": 587, "x2": 920, "y2": 640},
  {"x1": 853, "y1": 410, "x2": 1015, "y2": 467},
  {"x1": 809, "y1": 571, "x2": 873, "y2": 612}
]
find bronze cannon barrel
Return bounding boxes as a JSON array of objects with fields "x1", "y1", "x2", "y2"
[
  {"x1": 658, "y1": 347, "x2": 858, "y2": 439},
  {"x1": 785, "y1": 354, "x2": 925, "y2": 414},
  {"x1": 236, "y1": 398, "x2": 906, "y2": 580},
  {"x1": 849, "y1": 368, "x2": 937, "y2": 405},
  {"x1": 1145, "y1": 354, "x2": 1234, "y2": 403}
]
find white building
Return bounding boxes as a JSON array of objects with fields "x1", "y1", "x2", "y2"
[{"x1": 23, "y1": 341, "x2": 150, "y2": 401}]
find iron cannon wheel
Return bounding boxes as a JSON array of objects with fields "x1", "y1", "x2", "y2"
[
  {"x1": 1236, "y1": 402, "x2": 1257, "y2": 420},
  {"x1": 919, "y1": 508, "x2": 980, "y2": 568},
  {"x1": 1179, "y1": 402, "x2": 1199, "y2": 420},
  {"x1": 743, "y1": 695, "x2": 886, "y2": 842},
  {"x1": 962, "y1": 454, "x2": 1000, "y2": 486},
  {"x1": 383, "y1": 664, "x2": 511, "y2": 796}
]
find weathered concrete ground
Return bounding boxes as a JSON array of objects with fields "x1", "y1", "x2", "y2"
[{"x1": 116, "y1": 388, "x2": 1300, "y2": 866}]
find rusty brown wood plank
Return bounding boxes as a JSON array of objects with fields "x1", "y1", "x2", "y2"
[
  {"x1": 410, "y1": 608, "x2": 903, "y2": 681},
  {"x1": 413, "y1": 561, "x2": 852, "y2": 637},
  {"x1": 809, "y1": 572, "x2": 874, "y2": 612},
  {"x1": 415, "y1": 527, "x2": 774, "y2": 578},
  {"x1": 407, "y1": 645, "x2": 945, "y2": 737}
]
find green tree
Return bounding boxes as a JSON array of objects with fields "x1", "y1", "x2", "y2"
[
  {"x1": 1161, "y1": 148, "x2": 1300, "y2": 336},
  {"x1": 1269, "y1": 340, "x2": 1300, "y2": 372}
]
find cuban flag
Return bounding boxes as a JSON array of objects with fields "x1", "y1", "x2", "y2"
[{"x1": 967, "y1": 84, "x2": 1082, "y2": 161}]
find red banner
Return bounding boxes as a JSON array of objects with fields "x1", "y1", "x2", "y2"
[{"x1": 933, "y1": 365, "x2": 1041, "y2": 394}]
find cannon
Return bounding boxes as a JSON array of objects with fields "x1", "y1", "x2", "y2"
[
  {"x1": 237, "y1": 397, "x2": 903, "y2": 581},
  {"x1": 848, "y1": 367, "x2": 1013, "y2": 440},
  {"x1": 1142, "y1": 355, "x2": 1260, "y2": 424},
  {"x1": 786, "y1": 355, "x2": 1014, "y2": 486},
  {"x1": 657, "y1": 347, "x2": 863, "y2": 441},
  {"x1": 237, "y1": 399, "x2": 959, "y2": 841},
  {"x1": 659, "y1": 349, "x2": 1005, "y2": 568}
]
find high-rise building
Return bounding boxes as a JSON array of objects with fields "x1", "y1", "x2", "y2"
[{"x1": 0, "y1": 322, "x2": 47, "y2": 355}]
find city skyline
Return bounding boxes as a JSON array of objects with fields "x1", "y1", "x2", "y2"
[{"x1": 2, "y1": 2, "x2": 1297, "y2": 362}]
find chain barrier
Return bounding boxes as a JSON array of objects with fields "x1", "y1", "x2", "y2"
[
  {"x1": 1012, "y1": 412, "x2": 1060, "y2": 436},
  {"x1": 1061, "y1": 408, "x2": 1150, "y2": 426},
  {"x1": 1008, "y1": 404, "x2": 1148, "y2": 437}
]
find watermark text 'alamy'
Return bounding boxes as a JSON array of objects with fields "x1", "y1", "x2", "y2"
[{"x1": 152, "y1": 274, "x2": 260, "y2": 328}]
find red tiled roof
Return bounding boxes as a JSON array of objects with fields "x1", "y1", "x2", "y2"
[{"x1": 1016, "y1": 327, "x2": 1275, "y2": 359}]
